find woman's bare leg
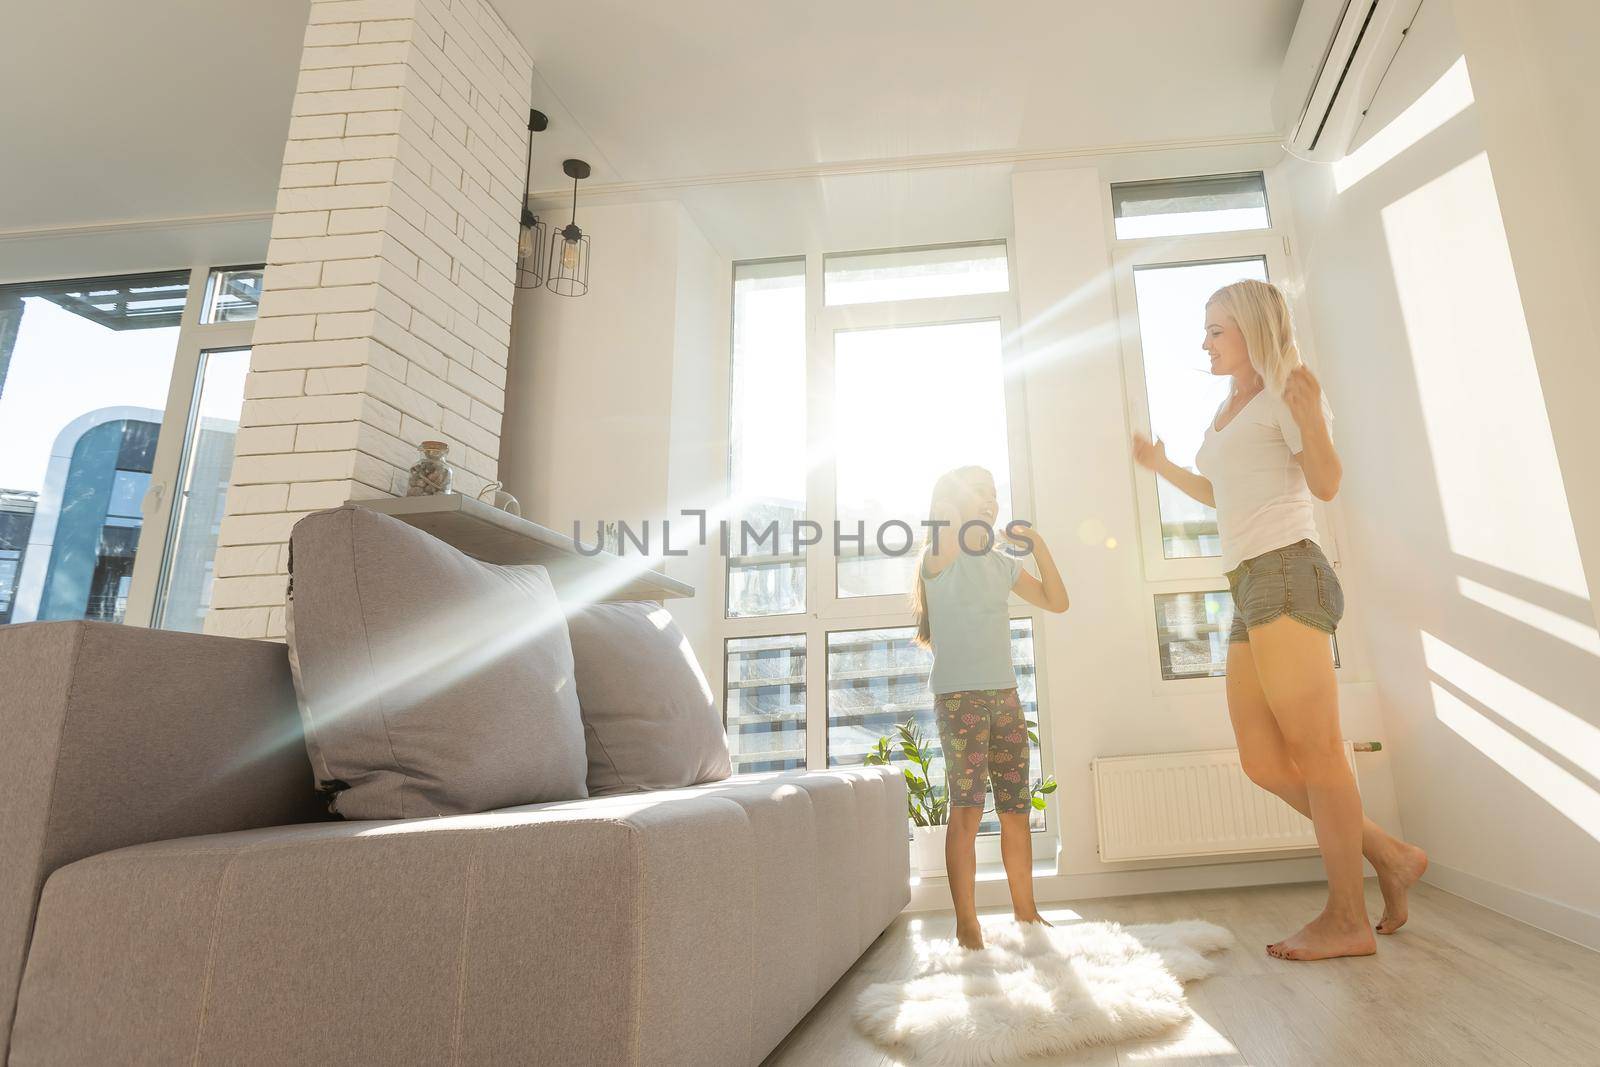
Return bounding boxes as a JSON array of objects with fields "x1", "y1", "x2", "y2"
[
  {"x1": 998, "y1": 811, "x2": 1045, "y2": 923},
  {"x1": 1228, "y1": 641, "x2": 1428, "y2": 934},
  {"x1": 946, "y1": 805, "x2": 985, "y2": 949},
  {"x1": 1244, "y1": 616, "x2": 1375, "y2": 960}
]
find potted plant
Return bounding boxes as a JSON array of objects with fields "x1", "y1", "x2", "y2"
[
  {"x1": 865, "y1": 716, "x2": 1058, "y2": 876},
  {"x1": 865, "y1": 720, "x2": 949, "y2": 873}
]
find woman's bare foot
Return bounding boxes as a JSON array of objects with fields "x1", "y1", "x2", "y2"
[
  {"x1": 1374, "y1": 842, "x2": 1428, "y2": 934},
  {"x1": 1267, "y1": 909, "x2": 1377, "y2": 961},
  {"x1": 1015, "y1": 912, "x2": 1054, "y2": 927},
  {"x1": 955, "y1": 921, "x2": 985, "y2": 951}
]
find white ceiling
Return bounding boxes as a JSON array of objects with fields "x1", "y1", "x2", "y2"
[
  {"x1": 0, "y1": 1, "x2": 309, "y2": 237},
  {"x1": 507, "y1": 0, "x2": 1303, "y2": 191},
  {"x1": 0, "y1": 0, "x2": 1302, "y2": 258}
]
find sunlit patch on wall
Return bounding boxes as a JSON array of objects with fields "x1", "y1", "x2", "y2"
[
  {"x1": 1430, "y1": 679, "x2": 1600, "y2": 844},
  {"x1": 1422, "y1": 631, "x2": 1600, "y2": 781},
  {"x1": 1382, "y1": 151, "x2": 1591, "y2": 598},
  {"x1": 1456, "y1": 576, "x2": 1600, "y2": 658}
]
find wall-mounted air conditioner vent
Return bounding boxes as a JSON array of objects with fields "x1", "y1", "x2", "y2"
[{"x1": 1273, "y1": 0, "x2": 1420, "y2": 162}]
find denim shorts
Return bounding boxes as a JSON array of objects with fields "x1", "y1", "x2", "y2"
[{"x1": 1225, "y1": 539, "x2": 1344, "y2": 643}]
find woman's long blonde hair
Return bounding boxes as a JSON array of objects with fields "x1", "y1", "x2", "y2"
[
  {"x1": 1207, "y1": 278, "x2": 1302, "y2": 395},
  {"x1": 909, "y1": 465, "x2": 991, "y2": 648}
]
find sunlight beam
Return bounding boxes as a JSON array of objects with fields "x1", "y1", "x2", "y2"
[
  {"x1": 1422, "y1": 632, "x2": 1600, "y2": 780},
  {"x1": 1431, "y1": 680, "x2": 1600, "y2": 843},
  {"x1": 1456, "y1": 577, "x2": 1600, "y2": 657}
]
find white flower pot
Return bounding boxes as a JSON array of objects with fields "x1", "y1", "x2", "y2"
[{"x1": 912, "y1": 824, "x2": 948, "y2": 876}]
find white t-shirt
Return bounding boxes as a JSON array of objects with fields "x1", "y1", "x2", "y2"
[{"x1": 1194, "y1": 387, "x2": 1333, "y2": 572}]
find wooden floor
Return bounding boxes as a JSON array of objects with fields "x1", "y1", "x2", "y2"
[{"x1": 763, "y1": 881, "x2": 1600, "y2": 1066}]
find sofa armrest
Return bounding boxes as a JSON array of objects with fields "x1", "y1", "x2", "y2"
[
  {"x1": 11, "y1": 795, "x2": 757, "y2": 1067},
  {"x1": 0, "y1": 622, "x2": 324, "y2": 1060}
]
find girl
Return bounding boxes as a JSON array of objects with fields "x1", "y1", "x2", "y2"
[
  {"x1": 910, "y1": 466, "x2": 1069, "y2": 950},
  {"x1": 1132, "y1": 279, "x2": 1426, "y2": 961}
]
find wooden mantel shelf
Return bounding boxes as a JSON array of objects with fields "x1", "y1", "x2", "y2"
[{"x1": 350, "y1": 495, "x2": 695, "y2": 602}]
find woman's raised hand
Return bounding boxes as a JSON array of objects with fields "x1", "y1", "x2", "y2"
[
  {"x1": 1131, "y1": 432, "x2": 1167, "y2": 471},
  {"x1": 1283, "y1": 365, "x2": 1326, "y2": 427}
]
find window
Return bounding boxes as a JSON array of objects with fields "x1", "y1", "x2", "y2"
[
  {"x1": 0, "y1": 272, "x2": 187, "y2": 625},
  {"x1": 1131, "y1": 256, "x2": 1269, "y2": 560},
  {"x1": 153, "y1": 347, "x2": 251, "y2": 631},
  {"x1": 833, "y1": 319, "x2": 1013, "y2": 598},
  {"x1": 1112, "y1": 172, "x2": 1341, "y2": 681},
  {"x1": 0, "y1": 266, "x2": 259, "y2": 630},
  {"x1": 826, "y1": 621, "x2": 1045, "y2": 833},
  {"x1": 724, "y1": 634, "x2": 807, "y2": 773},
  {"x1": 1111, "y1": 173, "x2": 1270, "y2": 240},
  {"x1": 726, "y1": 260, "x2": 806, "y2": 619},
  {"x1": 824, "y1": 242, "x2": 1009, "y2": 306},
  {"x1": 1154, "y1": 589, "x2": 1342, "y2": 680},
  {"x1": 722, "y1": 242, "x2": 1049, "y2": 849},
  {"x1": 201, "y1": 267, "x2": 264, "y2": 323},
  {"x1": 1153, "y1": 590, "x2": 1234, "y2": 680}
]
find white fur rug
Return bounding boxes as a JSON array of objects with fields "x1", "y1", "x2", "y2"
[{"x1": 854, "y1": 919, "x2": 1234, "y2": 1066}]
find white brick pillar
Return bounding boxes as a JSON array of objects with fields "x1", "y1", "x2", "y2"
[{"x1": 206, "y1": 0, "x2": 534, "y2": 640}]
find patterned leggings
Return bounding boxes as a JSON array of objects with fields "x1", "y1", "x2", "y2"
[{"x1": 935, "y1": 687, "x2": 1030, "y2": 815}]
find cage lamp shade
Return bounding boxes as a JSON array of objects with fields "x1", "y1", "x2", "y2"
[{"x1": 546, "y1": 159, "x2": 591, "y2": 297}]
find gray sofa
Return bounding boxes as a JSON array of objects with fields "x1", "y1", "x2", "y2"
[{"x1": 0, "y1": 621, "x2": 909, "y2": 1065}]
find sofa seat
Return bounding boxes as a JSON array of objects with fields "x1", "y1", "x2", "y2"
[{"x1": 9, "y1": 768, "x2": 909, "y2": 1067}]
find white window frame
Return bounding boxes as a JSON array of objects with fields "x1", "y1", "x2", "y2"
[
  {"x1": 1106, "y1": 169, "x2": 1346, "y2": 688},
  {"x1": 719, "y1": 241, "x2": 1056, "y2": 862},
  {"x1": 121, "y1": 265, "x2": 257, "y2": 628}
]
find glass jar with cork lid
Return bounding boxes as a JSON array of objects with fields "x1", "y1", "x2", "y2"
[{"x1": 406, "y1": 440, "x2": 455, "y2": 496}]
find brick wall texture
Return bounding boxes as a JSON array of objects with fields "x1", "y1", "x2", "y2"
[{"x1": 205, "y1": 0, "x2": 533, "y2": 640}]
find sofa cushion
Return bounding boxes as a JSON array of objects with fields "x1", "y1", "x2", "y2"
[
  {"x1": 286, "y1": 505, "x2": 587, "y2": 819},
  {"x1": 565, "y1": 601, "x2": 731, "y2": 795}
]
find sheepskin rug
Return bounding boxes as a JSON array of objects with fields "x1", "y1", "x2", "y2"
[{"x1": 854, "y1": 919, "x2": 1234, "y2": 1066}]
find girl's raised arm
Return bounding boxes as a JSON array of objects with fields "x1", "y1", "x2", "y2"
[{"x1": 1004, "y1": 524, "x2": 1069, "y2": 613}]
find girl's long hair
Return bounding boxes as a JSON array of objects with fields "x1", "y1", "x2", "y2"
[
  {"x1": 910, "y1": 465, "x2": 991, "y2": 648},
  {"x1": 1207, "y1": 278, "x2": 1303, "y2": 395}
]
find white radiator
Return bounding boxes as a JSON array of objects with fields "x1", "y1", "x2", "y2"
[{"x1": 1091, "y1": 744, "x2": 1356, "y2": 862}]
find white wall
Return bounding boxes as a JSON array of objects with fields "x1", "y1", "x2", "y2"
[
  {"x1": 504, "y1": 200, "x2": 682, "y2": 528},
  {"x1": 1279, "y1": 0, "x2": 1600, "y2": 946},
  {"x1": 500, "y1": 198, "x2": 729, "y2": 671}
]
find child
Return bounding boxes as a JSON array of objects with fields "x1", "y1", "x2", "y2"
[{"x1": 910, "y1": 465, "x2": 1069, "y2": 950}]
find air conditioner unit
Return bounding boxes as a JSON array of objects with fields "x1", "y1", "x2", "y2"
[{"x1": 1273, "y1": 0, "x2": 1417, "y2": 162}]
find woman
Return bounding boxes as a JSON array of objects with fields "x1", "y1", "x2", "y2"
[
  {"x1": 1132, "y1": 279, "x2": 1426, "y2": 961},
  {"x1": 910, "y1": 466, "x2": 1070, "y2": 950}
]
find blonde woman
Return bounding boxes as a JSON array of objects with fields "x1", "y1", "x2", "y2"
[
  {"x1": 909, "y1": 466, "x2": 1069, "y2": 950},
  {"x1": 1132, "y1": 279, "x2": 1426, "y2": 961}
]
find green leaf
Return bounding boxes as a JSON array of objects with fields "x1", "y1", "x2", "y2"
[{"x1": 1032, "y1": 795, "x2": 1046, "y2": 810}]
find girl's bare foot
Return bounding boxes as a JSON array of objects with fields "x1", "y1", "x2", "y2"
[
  {"x1": 955, "y1": 921, "x2": 985, "y2": 951},
  {"x1": 1015, "y1": 912, "x2": 1053, "y2": 927},
  {"x1": 1267, "y1": 909, "x2": 1377, "y2": 961},
  {"x1": 1374, "y1": 842, "x2": 1428, "y2": 934}
]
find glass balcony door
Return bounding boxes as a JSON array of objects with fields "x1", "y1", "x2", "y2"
[{"x1": 1, "y1": 266, "x2": 259, "y2": 630}]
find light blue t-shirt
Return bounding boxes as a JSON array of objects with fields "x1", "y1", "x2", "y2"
[{"x1": 922, "y1": 548, "x2": 1022, "y2": 695}]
